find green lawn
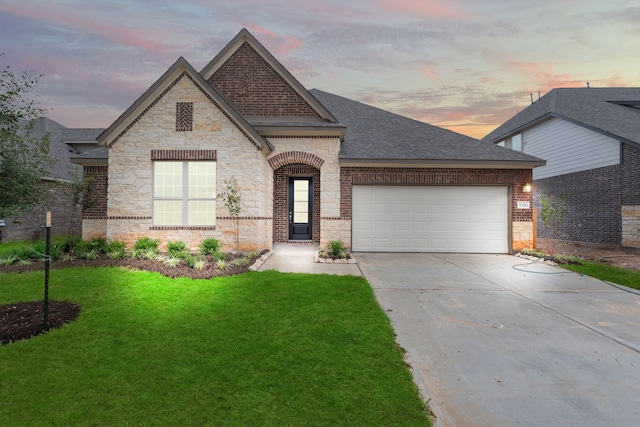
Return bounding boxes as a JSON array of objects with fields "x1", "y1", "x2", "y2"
[
  {"x1": 561, "y1": 259, "x2": 640, "y2": 290},
  {"x1": 0, "y1": 268, "x2": 430, "y2": 426}
]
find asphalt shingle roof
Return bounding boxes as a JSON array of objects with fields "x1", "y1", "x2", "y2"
[
  {"x1": 483, "y1": 88, "x2": 640, "y2": 146},
  {"x1": 310, "y1": 89, "x2": 544, "y2": 165}
]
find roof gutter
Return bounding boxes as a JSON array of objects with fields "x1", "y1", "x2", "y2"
[{"x1": 339, "y1": 158, "x2": 546, "y2": 169}]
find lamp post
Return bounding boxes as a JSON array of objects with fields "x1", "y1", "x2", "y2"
[{"x1": 43, "y1": 211, "x2": 51, "y2": 332}]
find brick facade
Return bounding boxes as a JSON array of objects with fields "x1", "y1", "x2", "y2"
[
  {"x1": 82, "y1": 166, "x2": 108, "y2": 219},
  {"x1": 208, "y1": 42, "x2": 320, "y2": 118},
  {"x1": 533, "y1": 165, "x2": 621, "y2": 245},
  {"x1": 273, "y1": 164, "x2": 321, "y2": 243},
  {"x1": 621, "y1": 144, "x2": 640, "y2": 206}
]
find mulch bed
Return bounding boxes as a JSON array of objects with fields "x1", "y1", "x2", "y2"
[
  {"x1": 0, "y1": 251, "x2": 266, "y2": 346},
  {"x1": 1, "y1": 301, "x2": 80, "y2": 345}
]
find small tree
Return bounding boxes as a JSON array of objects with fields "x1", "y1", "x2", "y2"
[
  {"x1": 0, "y1": 53, "x2": 55, "y2": 222},
  {"x1": 540, "y1": 194, "x2": 569, "y2": 254},
  {"x1": 64, "y1": 171, "x2": 96, "y2": 247},
  {"x1": 218, "y1": 177, "x2": 241, "y2": 252}
]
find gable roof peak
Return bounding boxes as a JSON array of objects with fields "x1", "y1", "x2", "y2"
[
  {"x1": 97, "y1": 55, "x2": 271, "y2": 152},
  {"x1": 200, "y1": 28, "x2": 338, "y2": 122}
]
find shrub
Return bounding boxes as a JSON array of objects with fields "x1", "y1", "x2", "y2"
[
  {"x1": 192, "y1": 259, "x2": 206, "y2": 270},
  {"x1": 199, "y1": 238, "x2": 221, "y2": 255},
  {"x1": 32, "y1": 241, "x2": 62, "y2": 261},
  {"x1": 88, "y1": 237, "x2": 108, "y2": 253},
  {"x1": 0, "y1": 255, "x2": 18, "y2": 265},
  {"x1": 230, "y1": 257, "x2": 249, "y2": 268},
  {"x1": 73, "y1": 240, "x2": 92, "y2": 258},
  {"x1": 167, "y1": 240, "x2": 188, "y2": 257},
  {"x1": 61, "y1": 253, "x2": 75, "y2": 262},
  {"x1": 83, "y1": 249, "x2": 99, "y2": 260},
  {"x1": 133, "y1": 237, "x2": 159, "y2": 258},
  {"x1": 328, "y1": 240, "x2": 345, "y2": 256},
  {"x1": 105, "y1": 239, "x2": 126, "y2": 253},
  {"x1": 213, "y1": 252, "x2": 226, "y2": 262},
  {"x1": 216, "y1": 259, "x2": 227, "y2": 270},
  {"x1": 163, "y1": 256, "x2": 182, "y2": 268},
  {"x1": 106, "y1": 250, "x2": 125, "y2": 260},
  {"x1": 134, "y1": 237, "x2": 159, "y2": 252},
  {"x1": 104, "y1": 240, "x2": 126, "y2": 259},
  {"x1": 184, "y1": 254, "x2": 205, "y2": 269}
]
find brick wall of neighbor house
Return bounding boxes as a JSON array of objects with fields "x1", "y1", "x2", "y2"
[
  {"x1": 273, "y1": 164, "x2": 320, "y2": 243},
  {"x1": 102, "y1": 74, "x2": 272, "y2": 251},
  {"x1": 621, "y1": 144, "x2": 640, "y2": 247},
  {"x1": 266, "y1": 137, "x2": 343, "y2": 247},
  {"x1": 340, "y1": 167, "x2": 535, "y2": 251},
  {"x1": 534, "y1": 164, "x2": 621, "y2": 245},
  {"x1": 1, "y1": 181, "x2": 82, "y2": 242},
  {"x1": 209, "y1": 42, "x2": 320, "y2": 118}
]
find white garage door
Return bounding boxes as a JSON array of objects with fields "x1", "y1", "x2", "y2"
[{"x1": 352, "y1": 186, "x2": 508, "y2": 253}]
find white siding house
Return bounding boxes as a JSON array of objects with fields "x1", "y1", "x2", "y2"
[{"x1": 524, "y1": 118, "x2": 621, "y2": 180}]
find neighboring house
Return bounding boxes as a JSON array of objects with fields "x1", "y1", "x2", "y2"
[
  {"x1": 1, "y1": 117, "x2": 103, "y2": 242},
  {"x1": 484, "y1": 88, "x2": 640, "y2": 249},
  {"x1": 72, "y1": 28, "x2": 544, "y2": 253}
]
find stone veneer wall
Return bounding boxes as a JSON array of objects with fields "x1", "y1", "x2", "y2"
[
  {"x1": 104, "y1": 74, "x2": 272, "y2": 251},
  {"x1": 622, "y1": 206, "x2": 640, "y2": 248},
  {"x1": 340, "y1": 167, "x2": 534, "y2": 251}
]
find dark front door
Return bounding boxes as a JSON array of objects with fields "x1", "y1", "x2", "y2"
[{"x1": 289, "y1": 177, "x2": 312, "y2": 240}]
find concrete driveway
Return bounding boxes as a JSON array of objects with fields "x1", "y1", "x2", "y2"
[{"x1": 357, "y1": 253, "x2": 640, "y2": 427}]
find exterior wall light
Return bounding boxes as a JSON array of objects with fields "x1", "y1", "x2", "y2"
[{"x1": 522, "y1": 183, "x2": 532, "y2": 193}]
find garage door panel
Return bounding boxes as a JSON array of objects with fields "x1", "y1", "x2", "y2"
[{"x1": 352, "y1": 186, "x2": 508, "y2": 253}]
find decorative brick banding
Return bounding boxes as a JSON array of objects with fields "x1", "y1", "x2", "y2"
[
  {"x1": 268, "y1": 151, "x2": 325, "y2": 170},
  {"x1": 151, "y1": 150, "x2": 217, "y2": 160},
  {"x1": 150, "y1": 226, "x2": 216, "y2": 230}
]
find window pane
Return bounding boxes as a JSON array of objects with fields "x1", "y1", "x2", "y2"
[
  {"x1": 154, "y1": 200, "x2": 183, "y2": 225},
  {"x1": 154, "y1": 162, "x2": 182, "y2": 198},
  {"x1": 512, "y1": 134, "x2": 522, "y2": 151},
  {"x1": 188, "y1": 200, "x2": 216, "y2": 225},
  {"x1": 294, "y1": 180, "x2": 309, "y2": 202},
  {"x1": 188, "y1": 162, "x2": 216, "y2": 198}
]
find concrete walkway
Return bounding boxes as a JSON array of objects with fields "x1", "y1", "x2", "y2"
[
  {"x1": 257, "y1": 243, "x2": 361, "y2": 276},
  {"x1": 358, "y1": 252, "x2": 640, "y2": 427}
]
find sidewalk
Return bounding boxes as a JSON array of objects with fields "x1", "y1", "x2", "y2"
[{"x1": 257, "y1": 243, "x2": 361, "y2": 276}]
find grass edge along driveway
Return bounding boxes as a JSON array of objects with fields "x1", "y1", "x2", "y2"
[{"x1": 0, "y1": 268, "x2": 431, "y2": 426}]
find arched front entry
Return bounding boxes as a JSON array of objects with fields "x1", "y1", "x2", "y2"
[{"x1": 269, "y1": 152, "x2": 324, "y2": 243}]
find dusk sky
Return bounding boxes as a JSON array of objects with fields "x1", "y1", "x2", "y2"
[{"x1": 1, "y1": 0, "x2": 639, "y2": 139}]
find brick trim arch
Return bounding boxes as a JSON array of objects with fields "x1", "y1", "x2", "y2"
[{"x1": 268, "y1": 151, "x2": 325, "y2": 170}]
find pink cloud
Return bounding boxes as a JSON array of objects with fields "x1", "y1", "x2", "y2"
[
  {"x1": 374, "y1": 0, "x2": 469, "y2": 20},
  {"x1": 0, "y1": 3, "x2": 172, "y2": 54},
  {"x1": 239, "y1": 23, "x2": 304, "y2": 56},
  {"x1": 423, "y1": 65, "x2": 438, "y2": 80},
  {"x1": 505, "y1": 61, "x2": 586, "y2": 93}
]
